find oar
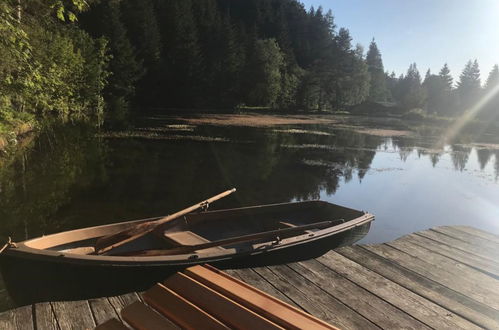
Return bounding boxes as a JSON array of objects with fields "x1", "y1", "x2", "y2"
[
  {"x1": 95, "y1": 188, "x2": 236, "y2": 254},
  {"x1": 116, "y1": 220, "x2": 334, "y2": 257}
]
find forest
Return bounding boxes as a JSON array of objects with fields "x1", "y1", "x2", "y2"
[{"x1": 1, "y1": 0, "x2": 498, "y2": 133}]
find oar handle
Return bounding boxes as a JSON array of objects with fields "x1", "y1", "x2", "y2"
[{"x1": 153, "y1": 188, "x2": 237, "y2": 226}]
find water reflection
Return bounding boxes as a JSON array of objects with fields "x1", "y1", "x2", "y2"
[
  {"x1": 1, "y1": 118, "x2": 499, "y2": 309},
  {"x1": 1, "y1": 120, "x2": 499, "y2": 245}
]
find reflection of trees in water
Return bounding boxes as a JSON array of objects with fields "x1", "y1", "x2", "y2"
[
  {"x1": 450, "y1": 145, "x2": 472, "y2": 172},
  {"x1": 1, "y1": 123, "x2": 498, "y2": 241},
  {"x1": 495, "y1": 151, "x2": 499, "y2": 180},
  {"x1": 476, "y1": 149, "x2": 492, "y2": 170},
  {"x1": 0, "y1": 124, "x2": 107, "y2": 241},
  {"x1": 429, "y1": 153, "x2": 442, "y2": 167}
]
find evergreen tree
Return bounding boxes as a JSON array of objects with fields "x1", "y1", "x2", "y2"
[
  {"x1": 457, "y1": 59, "x2": 481, "y2": 111},
  {"x1": 485, "y1": 64, "x2": 499, "y2": 91},
  {"x1": 436, "y1": 63, "x2": 455, "y2": 115},
  {"x1": 423, "y1": 74, "x2": 447, "y2": 115},
  {"x1": 399, "y1": 63, "x2": 424, "y2": 109},
  {"x1": 120, "y1": 0, "x2": 161, "y2": 105},
  {"x1": 366, "y1": 39, "x2": 388, "y2": 102},
  {"x1": 80, "y1": 0, "x2": 142, "y2": 124},
  {"x1": 481, "y1": 64, "x2": 499, "y2": 120},
  {"x1": 439, "y1": 63, "x2": 453, "y2": 90},
  {"x1": 246, "y1": 39, "x2": 284, "y2": 107},
  {"x1": 424, "y1": 69, "x2": 431, "y2": 82}
]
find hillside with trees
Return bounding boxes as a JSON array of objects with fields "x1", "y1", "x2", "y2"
[{"x1": 1, "y1": 0, "x2": 498, "y2": 137}]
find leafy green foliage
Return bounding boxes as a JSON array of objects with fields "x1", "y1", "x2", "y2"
[
  {"x1": 0, "y1": 0, "x2": 109, "y2": 138},
  {"x1": 246, "y1": 39, "x2": 284, "y2": 107}
]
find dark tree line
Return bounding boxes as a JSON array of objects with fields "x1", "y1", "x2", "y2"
[
  {"x1": 1, "y1": 0, "x2": 498, "y2": 132},
  {"x1": 79, "y1": 0, "x2": 377, "y2": 117}
]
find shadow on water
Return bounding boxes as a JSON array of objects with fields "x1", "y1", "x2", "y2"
[{"x1": 0, "y1": 116, "x2": 498, "y2": 309}]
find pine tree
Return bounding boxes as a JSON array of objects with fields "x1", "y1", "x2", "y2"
[
  {"x1": 435, "y1": 63, "x2": 455, "y2": 115},
  {"x1": 457, "y1": 59, "x2": 482, "y2": 111},
  {"x1": 399, "y1": 63, "x2": 424, "y2": 109},
  {"x1": 423, "y1": 74, "x2": 447, "y2": 115},
  {"x1": 366, "y1": 39, "x2": 388, "y2": 102},
  {"x1": 246, "y1": 38, "x2": 284, "y2": 107},
  {"x1": 481, "y1": 64, "x2": 499, "y2": 120},
  {"x1": 439, "y1": 63, "x2": 453, "y2": 90},
  {"x1": 424, "y1": 69, "x2": 431, "y2": 83},
  {"x1": 80, "y1": 0, "x2": 143, "y2": 124},
  {"x1": 485, "y1": 64, "x2": 499, "y2": 91}
]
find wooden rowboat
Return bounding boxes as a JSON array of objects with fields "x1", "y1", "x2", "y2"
[{"x1": 0, "y1": 200, "x2": 373, "y2": 305}]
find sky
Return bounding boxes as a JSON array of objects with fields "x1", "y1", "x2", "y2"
[{"x1": 300, "y1": 0, "x2": 499, "y2": 83}]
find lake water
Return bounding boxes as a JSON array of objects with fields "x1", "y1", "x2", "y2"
[{"x1": 0, "y1": 114, "x2": 498, "y2": 309}]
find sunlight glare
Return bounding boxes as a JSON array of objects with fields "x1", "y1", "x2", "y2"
[{"x1": 438, "y1": 83, "x2": 499, "y2": 147}]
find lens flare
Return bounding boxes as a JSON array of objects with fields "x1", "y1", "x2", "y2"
[{"x1": 438, "y1": 84, "x2": 499, "y2": 147}]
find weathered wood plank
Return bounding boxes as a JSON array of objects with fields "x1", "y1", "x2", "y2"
[
  {"x1": 416, "y1": 230, "x2": 497, "y2": 261},
  {"x1": 337, "y1": 246, "x2": 499, "y2": 329},
  {"x1": 289, "y1": 260, "x2": 429, "y2": 329},
  {"x1": 224, "y1": 268, "x2": 302, "y2": 309},
  {"x1": 254, "y1": 265, "x2": 380, "y2": 330},
  {"x1": 108, "y1": 293, "x2": 142, "y2": 322},
  {"x1": 34, "y1": 302, "x2": 58, "y2": 330},
  {"x1": 364, "y1": 243, "x2": 499, "y2": 310},
  {"x1": 317, "y1": 251, "x2": 481, "y2": 330},
  {"x1": 452, "y1": 225, "x2": 499, "y2": 244},
  {"x1": 0, "y1": 305, "x2": 33, "y2": 330},
  {"x1": 121, "y1": 301, "x2": 179, "y2": 330},
  {"x1": 400, "y1": 233, "x2": 499, "y2": 277},
  {"x1": 89, "y1": 297, "x2": 120, "y2": 326},
  {"x1": 51, "y1": 300, "x2": 96, "y2": 329},
  {"x1": 95, "y1": 318, "x2": 129, "y2": 330},
  {"x1": 387, "y1": 239, "x2": 499, "y2": 305},
  {"x1": 432, "y1": 226, "x2": 499, "y2": 254}
]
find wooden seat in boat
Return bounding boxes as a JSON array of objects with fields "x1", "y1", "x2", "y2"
[{"x1": 161, "y1": 231, "x2": 227, "y2": 254}]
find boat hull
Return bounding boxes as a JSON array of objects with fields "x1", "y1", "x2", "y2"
[{"x1": 0, "y1": 222, "x2": 370, "y2": 306}]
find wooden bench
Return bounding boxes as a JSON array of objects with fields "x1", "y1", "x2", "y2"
[
  {"x1": 161, "y1": 230, "x2": 227, "y2": 254},
  {"x1": 96, "y1": 265, "x2": 337, "y2": 330}
]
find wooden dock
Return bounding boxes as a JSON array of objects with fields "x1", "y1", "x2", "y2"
[{"x1": 1, "y1": 225, "x2": 498, "y2": 329}]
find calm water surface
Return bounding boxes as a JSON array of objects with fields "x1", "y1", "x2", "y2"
[{"x1": 1, "y1": 115, "x2": 498, "y2": 308}]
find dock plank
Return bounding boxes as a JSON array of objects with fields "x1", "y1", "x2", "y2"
[
  {"x1": 337, "y1": 246, "x2": 499, "y2": 329},
  {"x1": 364, "y1": 243, "x2": 499, "y2": 310},
  {"x1": 317, "y1": 251, "x2": 481, "y2": 330},
  {"x1": 89, "y1": 297, "x2": 120, "y2": 326},
  {"x1": 452, "y1": 226, "x2": 499, "y2": 244},
  {"x1": 432, "y1": 226, "x2": 499, "y2": 253},
  {"x1": 399, "y1": 233, "x2": 499, "y2": 277},
  {"x1": 224, "y1": 268, "x2": 302, "y2": 309},
  {"x1": 253, "y1": 265, "x2": 379, "y2": 330},
  {"x1": 107, "y1": 293, "x2": 141, "y2": 322},
  {"x1": 51, "y1": 300, "x2": 96, "y2": 329},
  {"x1": 34, "y1": 302, "x2": 58, "y2": 330},
  {"x1": 0, "y1": 305, "x2": 33, "y2": 330},
  {"x1": 416, "y1": 229, "x2": 497, "y2": 261},
  {"x1": 289, "y1": 260, "x2": 429, "y2": 329},
  {"x1": 387, "y1": 239, "x2": 499, "y2": 299}
]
